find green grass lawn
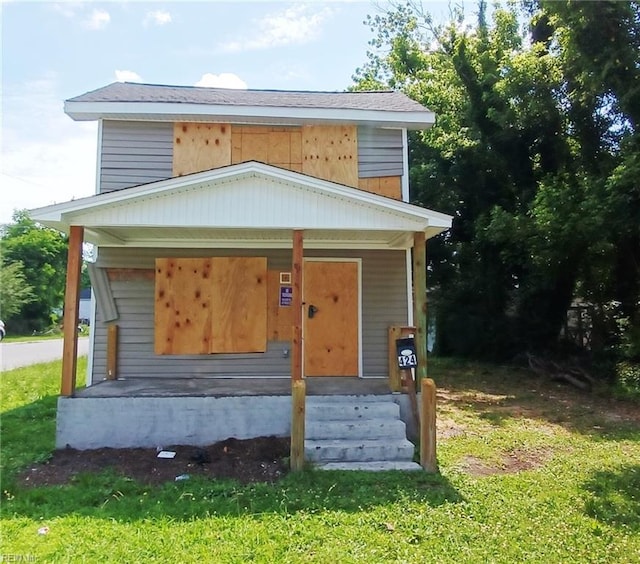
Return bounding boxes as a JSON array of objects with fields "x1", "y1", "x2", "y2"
[{"x1": 1, "y1": 358, "x2": 639, "y2": 563}]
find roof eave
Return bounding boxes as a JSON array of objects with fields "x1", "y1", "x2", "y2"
[{"x1": 64, "y1": 101, "x2": 435, "y2": 129}]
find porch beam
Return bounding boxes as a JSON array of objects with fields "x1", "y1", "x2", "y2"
[
  {"x1": 290, "y1": 229, "x2": 305, "y2": 471},
  {"x1": 413, "y1": 231, "x2": 437, "y2": 472},
  {"x1": 61, "y1": 225, "x2": 84, "y2": 397},
  {"x1": 291, "y1": 229, "x2": 304, "y2": 382},
  {"x1": 412, "y1": 232, "x2": 428, "y2": 383}
]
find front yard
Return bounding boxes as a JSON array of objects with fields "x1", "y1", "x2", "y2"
[{"x1": 1, "y1": 358, "x2": 638, "y2": 562}]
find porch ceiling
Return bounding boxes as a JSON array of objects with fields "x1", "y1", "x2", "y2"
[{"x1": 30, "y1": 162, "x2": 452, "y2": 249}]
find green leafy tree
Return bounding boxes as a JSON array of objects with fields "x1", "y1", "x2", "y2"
[
  {"x1": 0, "y1": 261, "x2": 35, "y2": 320},
  {"x1": 1, "y1": 210, "x2": 68, "y2": 332},
  {"x1": 353, "y1": 1, "x2": 640, "y2": 362}
]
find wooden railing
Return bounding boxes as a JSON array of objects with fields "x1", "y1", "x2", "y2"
[{"x1": 388, "y1": 324, "x2": 437, "y2": 472}]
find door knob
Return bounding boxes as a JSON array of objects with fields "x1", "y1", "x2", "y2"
[{"x1": 308, "y1": 304, "x2": 318, "y2": 318}]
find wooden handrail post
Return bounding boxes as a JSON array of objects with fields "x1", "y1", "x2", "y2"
[
  {"x1": 291, "y1": 379, "x2": 306, "y2": 471},
  {"x1": 388, "y1": 326, "x2": 402, "y2": 391},
  {"x1": 61, "y1": 225, "x2": 84, "y2": 397},
  {"x1": 420, "y1": 378, "x2": 437, "y2": 472},
  {"x1": 290, "y1": 229, "x2": 305, "y2": 471},
  {"x1": 388, "y1": 325, "x2": 417, "y2": 392}
]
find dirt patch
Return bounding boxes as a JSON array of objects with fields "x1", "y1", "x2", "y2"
[
  {"x1": 437, "y1": 417, "x2": 467, "y2": 439},
  {"x1": 458, "y1": 449, "x2": 549, "y2": 477},
  {"x1": 18, "y1": 436, "x2": 290, "y2": 487}
]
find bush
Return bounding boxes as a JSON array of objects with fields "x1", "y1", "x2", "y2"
[{"x1": 616, "y1": 361, "x2": 640, "y2": 398}]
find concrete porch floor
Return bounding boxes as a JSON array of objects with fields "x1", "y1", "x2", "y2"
[{"x1": 75, "y1": 377, "x2": 392, "y2": 398}]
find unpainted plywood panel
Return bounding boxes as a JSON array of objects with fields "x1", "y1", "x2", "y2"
[
  {"x1": 173, "y1": 123, "x2": 231, "y2": 176},
  {"x1": 304, "y1": 261, "x2": 359, "y2": 376},
  {"x1": 231, "y1": 125, "x2": 302, "y2": 171},
  {"x1": 302, "y1": 125, "x2": 358, "y2": 187},
  {"x1": 268, "y1": 131, "x2": 291, "y2": 165},
  {"x1": 267, "y1": 270, "x2": 293, "y2": 341},
  {"x1": 358, "y1": 176, "x2": 402, "y2": 200},
  {"x1": 155, "y1": 258, "x2": 212, "y2": 354},
  {"x1": 210, "y1": 257, "x2": 267, "y2": 353},
  {"x1": 239, "y1": 131, "x2": 269, "y2": 163},
  {"x1": 290, "y1": 131, "x2": 302, "y2": 165},
  {"x1": 231, "y1": 131, "x2": 243, "y2": 164}
]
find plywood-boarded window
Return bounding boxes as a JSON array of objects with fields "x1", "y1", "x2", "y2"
[
  {"x1": 231, "y1": 126, "x2": 302, "y2": 172},
  {"x1": 155, "y1": 257, "x2": 267, "y2": 355}
]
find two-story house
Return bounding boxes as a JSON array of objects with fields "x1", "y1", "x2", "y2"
[{"x1": 31, "y1": 82, "x2": 451, "y2": 470}]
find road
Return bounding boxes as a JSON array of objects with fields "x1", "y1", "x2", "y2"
[{"x1": 1, "y1": 337, "x2": 90, "y2": 371}]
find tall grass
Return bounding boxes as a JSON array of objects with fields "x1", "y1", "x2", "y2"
[{"x1": 1, "y1": 358, "x2": 639, "y2": 563}]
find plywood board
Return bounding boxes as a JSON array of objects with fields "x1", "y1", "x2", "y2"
[
  {"x1": 268, "y1": 131, "x2": 291, "y2": 165},
  {"x1": 173, "y1": 123, "x2": 231, "y2": 176},
  {"x1": 358, "y1": 176, "x2": 402, "y2": 200},
  {"x1": 267, "y1": 270, "x2": 293, "y2": 341},
  {"x1": 239, "y1": 130, "x2": 269, "y2": 163},
  {"x1": 210, "y1": 257, "x2": 267, "y2": 353},
  {"x1": 155, "y1": 258, "x2": 212, "y2": 354},
  {"x1": 304, "y1": 261, "x2": 359, "y2": 376},
  {"x1": 231, "y1": 125, "x2": 303, "y2": 171},
  {"x1": 302, "y1": 125, "x2": 358, "y2": 187}
]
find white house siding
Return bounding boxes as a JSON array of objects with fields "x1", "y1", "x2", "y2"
[
  {"x1": 91, "y1": 247, "x2": 408, "y2": 383},
  {"x1": 98, "y1": 121, "x2": 403, "y2": 193},
  {"x1": 99, "y1": 121, "x2": 173, "y2": 193}
]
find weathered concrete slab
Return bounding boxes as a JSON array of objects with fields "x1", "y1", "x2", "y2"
[
  {"x1": 315, "y1": 461, "x2": 423, "y2": 471},
  {"x1": 56, "y1": 395, "x2": 291, "y2": 449}
]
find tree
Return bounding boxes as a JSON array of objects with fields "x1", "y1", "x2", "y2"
[
  {"x1": 0, "y1": 261, "x2": 35, "y2": 320},
  {"x1": 1, "y1": 210, "x2": 68, "y2": 332},
  {"x1": 353, "y1": 1, "x2": 640, "y2": 362}
]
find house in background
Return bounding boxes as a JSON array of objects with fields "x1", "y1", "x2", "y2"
[
  {"x1": 78, "y1": 288, "x2": 92, "y2": 325},
  {"x1": 31, "y1": 82, "x2": 451, "y2": 470}
]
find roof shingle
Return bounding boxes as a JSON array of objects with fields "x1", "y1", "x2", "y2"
[{"x1": 67, "y1": 82, "x2": 431, "y2": 113}]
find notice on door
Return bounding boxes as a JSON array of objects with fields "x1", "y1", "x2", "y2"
[{"x1": 279, "y1": 286, "x2": 292, "y2": 307}]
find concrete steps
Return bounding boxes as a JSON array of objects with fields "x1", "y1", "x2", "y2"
[{"x1": 305, "y1": 395, "x2": 421, "y2": 471}]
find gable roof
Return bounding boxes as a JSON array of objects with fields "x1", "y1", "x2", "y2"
[
  {"x1": 64, "y1": 82, "x2": 436, "y2": 129},
  {"x1": 30, "y1": 162, "x2": 452, "y2": 250}
]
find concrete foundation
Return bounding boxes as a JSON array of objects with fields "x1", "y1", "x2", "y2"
[
  {"x1": 56, "y1": 396, "x2": 291, "y2": 449},
  {"x1": 56, "y1": 380, "x2": 421, "y2": 450}
]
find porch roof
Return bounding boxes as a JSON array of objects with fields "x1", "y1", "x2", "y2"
[{"x1": 29, "y1": 162, "x2": 452, "y2": 250}]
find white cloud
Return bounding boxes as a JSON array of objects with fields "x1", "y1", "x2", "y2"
[
  {"x1": 1, "y1": 76, "x2": 97, "y2": 224},
  {"x1": 51, "y1": 2, "x2": 82, "y2": 19},
  {"x1": 144, "y1": 10, "x2": 172, "y2": 27},
  {"x1": 115, "y1": 70, "x2": 143, "y2": 83},
  {"x1": 83, "y1": 9, "x2": 110, "y2": 30},
  {"x1": 219, "y1": 5, "x2": 334, "y2": 53},
  {"x1": 195, "y1": 73, "x2": 247, "y2": 89}
]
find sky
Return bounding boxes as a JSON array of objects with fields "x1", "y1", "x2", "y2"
[{"x1": 1, "y1": 1, "x2": 453, "y2": 225}]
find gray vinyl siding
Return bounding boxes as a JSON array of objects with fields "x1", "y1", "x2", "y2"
[
  {"x1": 99, "y1": 121, "x2": 173, "y2": 193},
  {"x1": 357, "y1": 127, "x2": 404, "y2": 178},
  {"x1": 91, "y1": 247, "x2": 408, "y2": 383}
]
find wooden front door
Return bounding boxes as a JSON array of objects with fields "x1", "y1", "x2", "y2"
[{"x1": 303, "y1": 260, "x2": 359, "y2": 377}]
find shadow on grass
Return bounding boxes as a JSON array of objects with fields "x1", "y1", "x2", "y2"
[
  {"x1": 581, "y1": 465, "x2": 640, "y2": 530},
  {"x1": 2, "y1": 467, "x2": 463, "y2": 522}
]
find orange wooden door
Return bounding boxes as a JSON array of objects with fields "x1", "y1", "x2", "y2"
[{"x1": 303, "y1": 260, "x2": 359, "y2": 377}]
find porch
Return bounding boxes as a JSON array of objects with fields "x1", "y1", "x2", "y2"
[
  {"x1": 75, "y1": 376, "x2": 391, "y2": 398},
  {"x1": 57, "y1": 379, "x2": 418, "y2": 453}
]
